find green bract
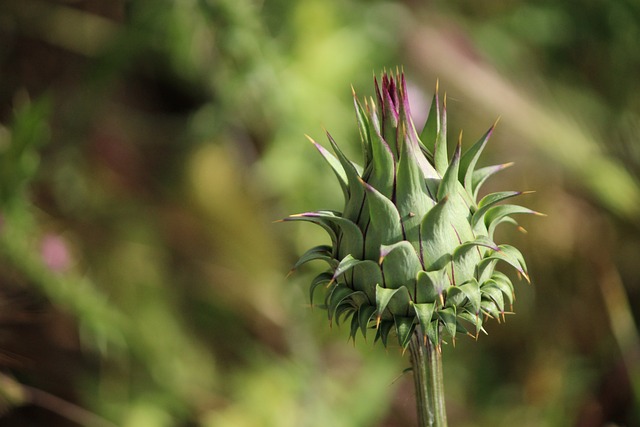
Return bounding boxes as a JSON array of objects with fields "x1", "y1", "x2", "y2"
[{"x1": 285, "y1": 71, "x2": 539, "y2": 349}]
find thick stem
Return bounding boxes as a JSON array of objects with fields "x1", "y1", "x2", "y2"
[{"x1": 409, "y1": 330, "x2": 447, "y2": 427}]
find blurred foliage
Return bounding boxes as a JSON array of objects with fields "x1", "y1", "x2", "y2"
[{"x1": 0, "y1": 0, "x2": 638, "y2": 426}]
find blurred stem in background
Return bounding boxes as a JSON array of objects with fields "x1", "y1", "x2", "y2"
[
  {"x1": 0, "y1": 371, "x2": 117, "y2": 427},
  {"x1": 594, "y1": 244, "x2": 640, "y2": 417}
]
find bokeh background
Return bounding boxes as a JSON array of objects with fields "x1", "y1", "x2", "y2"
[{"x1": 0, "y1": 1, "x2": 639, "y2": 426}]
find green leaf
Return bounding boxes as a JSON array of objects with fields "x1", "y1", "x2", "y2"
[
  {"x1": 445, "y1": 286, "x2": 466, "y2": 308},
  {"x1": 481, "y1": 282, "x2": 505, "y2": 314},
  {"x1": 426, "y1": 316, "x2": 440, "y2": 347},
  {"x1": 288, "y1": 211, "x2": 364, "y2": 260},
  {"x1": 365, "y1": 104, "x2": 396, "y2": 199},
  {"x1": 490, "y1": 271, "x2": 515, "y2": 306},
  {"x1": 433, "y1": 97, "x2": 448, "y2": 175},
  {"x1": 420, "y1": 89, "x2": 449, "y2": 175},
  {"x1": 420, "y1": 197, "x2": 458, "y2": 271},
  {"x1": 374, "y1": 319, "x2": 394, "y2": 347},
  {"x1": 327, "y1": 285, "x2": 354, "y2": 323},
  {"x1": 459, "y1": 123, "x2": 496, "y2": 195},
  {"x1": 472, "y1": 191, "x2": 527, "y2": 227},
  {"x1": 332, "y1": 255, "x2": 362, "y2": 282},
  {"x1": 310, "y1": 272, "x2": 332, "y2": 306},
  {"x1": 419, "y1": 90, "x2": 439, "y2": 159},
  {"x1": 349, "y1": 311, "x2": 360, "y2": 342},
  {"x1": 379, "y1": 241, "x2": 422, "y2": 291},
  {"x1": 415, "y1": 269, "x2": 447, "y2": 304},
  {"x1": 335, "y1": 301, "x2": 356, "y2": 326},
  {"x1": 499, "y1": 245, "x2": 529, "y2": 278},
  {"x1": 484, "y1": 204, "x2": 542, "y2": 238},
  {"x1": 358, "y1": 304, "x2": 377, "y2": 340},
  {"x1": 480, "y1": 244, "x2": 529, "y2": 282},
  {"x1": 481, "y1": 299, "x2": 501, "y2": 320},
  {"x1": 452, "y1": 236, "x2": 498, "y2": 284},
  {"x1": 478, "y1": 191, "x2": 524, "y2": 210},
  {"x1": 394, "y1": 315, "x2": 416, "y2": 349},
  {"x1": 348, "y1": 259, "x2": 382, "y2": 301},
  {"x1": 363, "y1": 180, "x2": 403, "y2": 258},
  {"x1": 398, "y1": 73, "x2": 427, "y2": 164},
  {"x1": 396, "y1": 125, "x2": 436, "y2": 245},
  {"x1": 434, "y1": 141, "x2": 476, "y2": 248},
  {"x1": 471, "y1": 163, "x2": 513, "y2": 200},
  {"x1": 413, "y1": 302, "x2": 436, "y2": 339},
  {"x1": 326, "y1": 132, "x2": 365, "y2": 224},
  {"x1": 283, "y1": 211, "x2": 339, "y2": 253},
  {"x1": 477, "y1": 258, "x2": 497, "y2": 285},
  {"x1": 353, "y1": 92, "x2": 372, "y2": 166},
  {"x1": 454, "y1": 236, "x2": 499, "y2": 255},
  {"x1": 309, "y1": 137, "x2": 349, "y2": 202},
  {"x1": 477, "y1": 190, "x2": 524, "y2": 212},
  {"x1": 375, "y1": 284, "x2": 411, "y2": 321},
  {"x1": 457, "y1": 310, "x2": 483, "y2": 337},
  {"x1": 437, "y1": 141, "x2": 461, "y2": 202},
  {"x1": 458, "y1": 278, "x2": 481, "y2": 313},
  {"x1": 438, "y1": 307, "x2": 457, "y2": 340},
  {"x1": 293, "y1": 245, "x2": 338, "y2": 270}
]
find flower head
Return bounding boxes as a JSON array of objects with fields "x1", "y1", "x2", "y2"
[{"x1": 285, "y1": 71, "x2": 540, "y2": 349}]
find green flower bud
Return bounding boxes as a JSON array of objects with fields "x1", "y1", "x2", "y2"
[{"x1": 285, "y1": 71, "x2": 540, "y2": 349}]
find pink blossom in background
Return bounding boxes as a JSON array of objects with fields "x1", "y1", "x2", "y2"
[{"x1": 40, "y1": 233, "x2": 71, "y2": 272}]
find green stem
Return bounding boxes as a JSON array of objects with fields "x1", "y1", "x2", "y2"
[{"x1": 409, "y1": 330, "x2": 447, "y2": 427}]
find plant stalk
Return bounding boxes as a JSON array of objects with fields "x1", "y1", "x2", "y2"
[{"x1": 409, "y1": 330, "x2": 447, "y2": 427}]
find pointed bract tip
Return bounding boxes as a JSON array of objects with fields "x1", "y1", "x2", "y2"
[
  {"x1": 358, "y1": 176, "x2": 375, "y2": 192},
  {"x1": 454, "y1": 133, "x2": 463, "y2": 157},
  {"x1": 493, "y1": 115, "x2": 502, "y2": 128},
  {"x1": 286, "y1": 269, "x2": 295, "y2": 279}
]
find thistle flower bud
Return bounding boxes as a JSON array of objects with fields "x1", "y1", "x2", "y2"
[{"x1": 285, "y1": 71, "x2": 539, "y2": 349}]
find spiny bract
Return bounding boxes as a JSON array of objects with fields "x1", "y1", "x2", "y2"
[{"x1": 284, "y1": 71, "x2": 539, "y2": 349}]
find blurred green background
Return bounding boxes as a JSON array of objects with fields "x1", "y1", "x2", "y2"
[{"x1": 0, "y1": 0, "x2": 639, "y2": 426}]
